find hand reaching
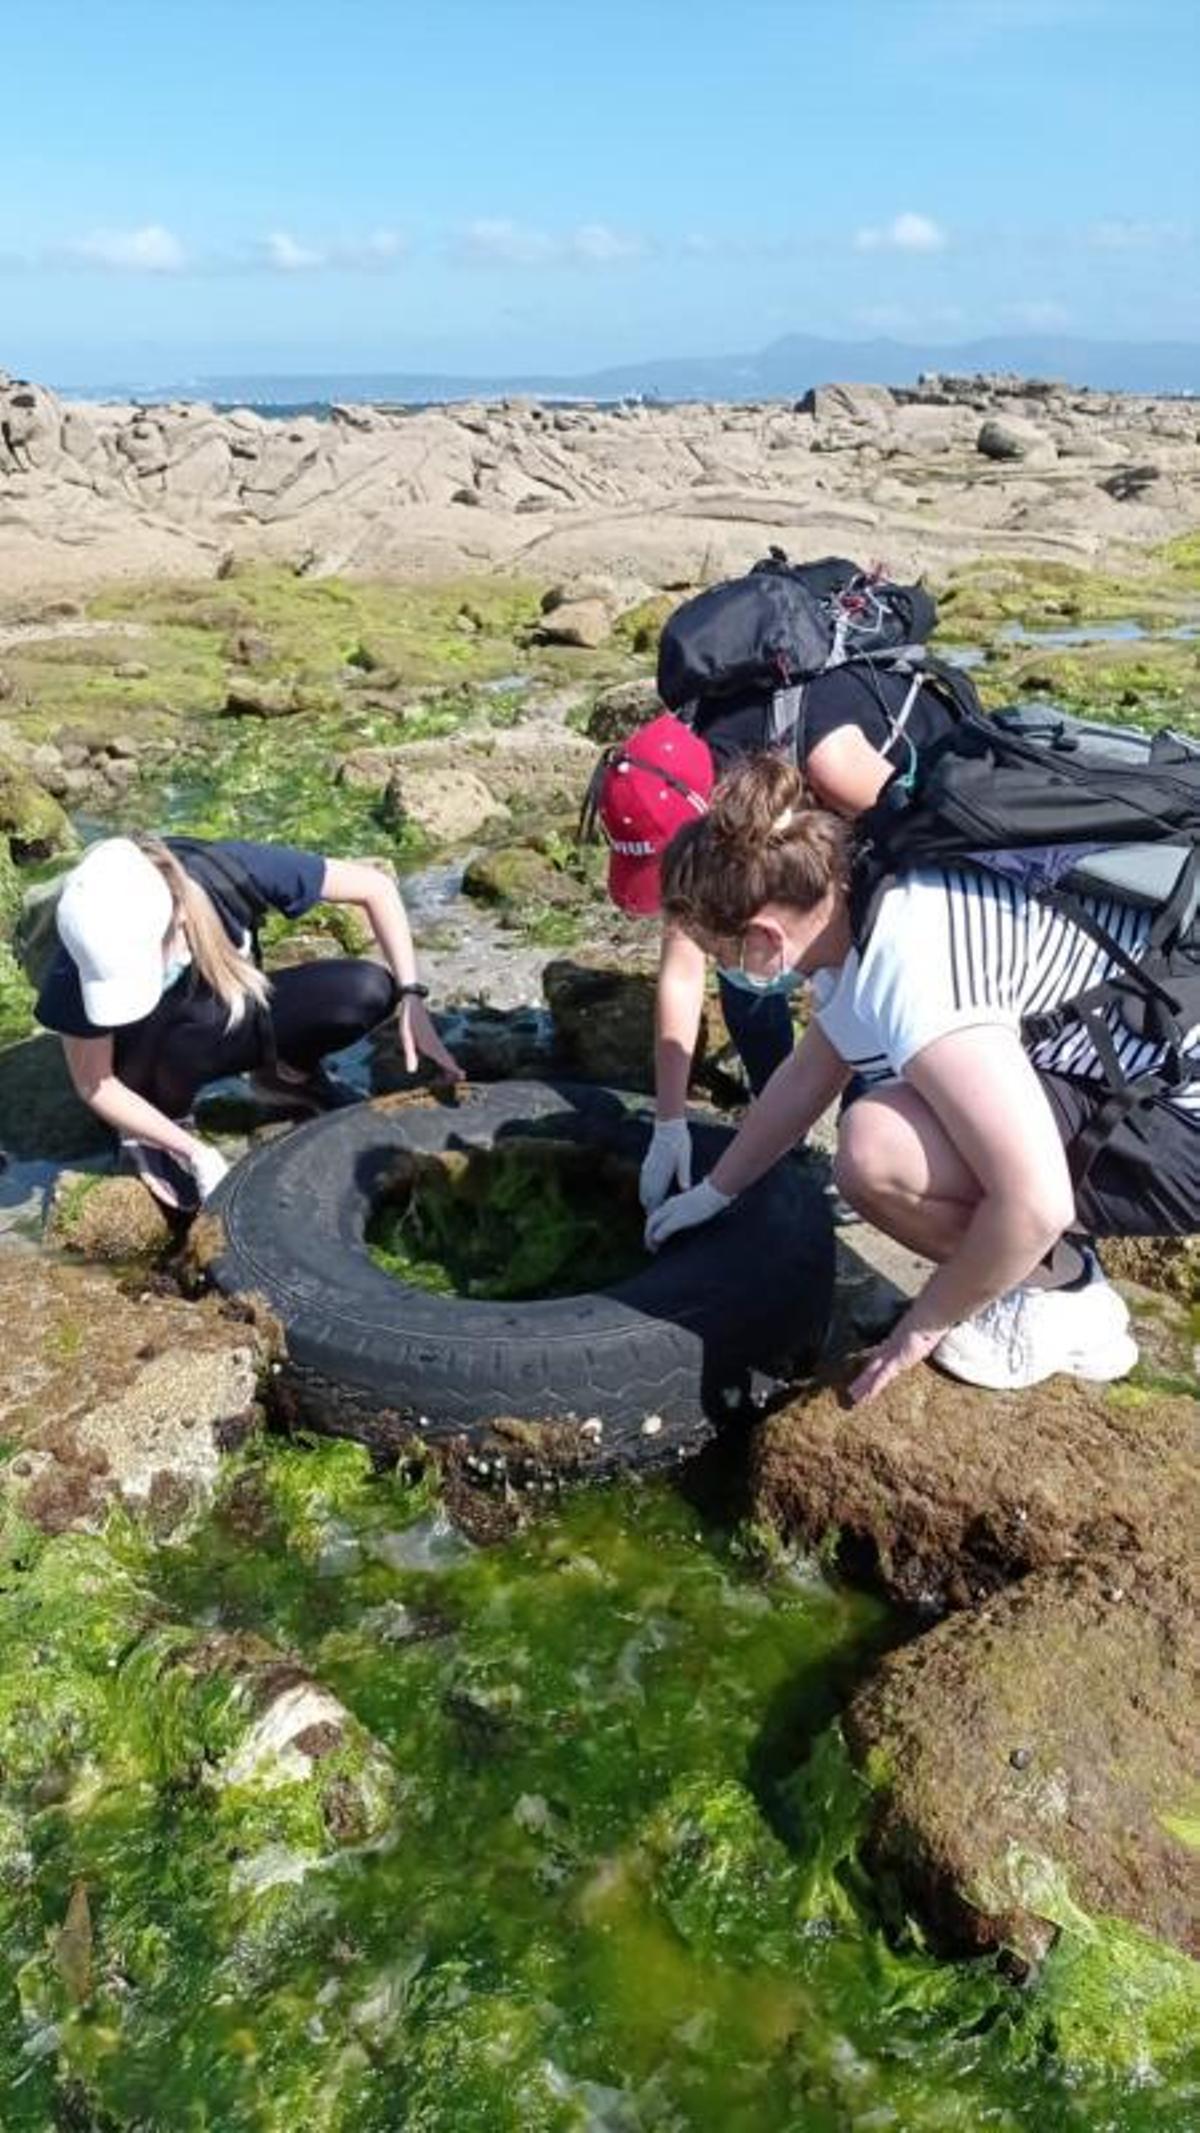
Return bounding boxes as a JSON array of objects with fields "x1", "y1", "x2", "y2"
[
  {"x1": 639, "y1": 1119, "x2": 692, "y2": 1213},
  {"x1": 644, "y1": 1176, "x2": 734, "y2": 1252},
  {"x1": 400, "y1": 995, "x2": 464, "y2": 1081}
]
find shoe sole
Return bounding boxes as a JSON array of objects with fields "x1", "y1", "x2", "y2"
[{"x1": 933, "y1": 1329, "x2": 1139, "y2": 1393}]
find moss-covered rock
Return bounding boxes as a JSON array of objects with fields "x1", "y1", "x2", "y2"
[
  {"x1": 540, "y1": 948, "x2": 726, "y2": 1091},
  {"x1": 750, "y1": 1367, "x2": 1199, "y2": 1611},
  {"x1": 46, "y1": 1171, "x2": 174, "y2": 1263},
  {"x1": 463, "y1": 842, "x2": 588, "y2": 913},
  {"x1": 0, "y1": 760, "x2": 77, "y2": 860},
  {"x1": 845, "y1": 1557, "x2": 1200, "y2": 1973},
  {"x1": 1100, "y1": 1233, "x2": 1199, "y2": 1305}
]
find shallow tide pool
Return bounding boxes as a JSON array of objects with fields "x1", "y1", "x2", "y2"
[{"x1": 2, "y1": 1438, "x2": 1196, "y2": 2132}]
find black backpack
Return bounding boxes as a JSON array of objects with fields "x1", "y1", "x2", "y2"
[
  {"x1": 852, "y1": 703, "x2": 1200, "y2": 1179},
  {"x1": 656, "y1": 549, "x2": 969, "y2": 766}
]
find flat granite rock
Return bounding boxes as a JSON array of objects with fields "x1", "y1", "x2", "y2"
[
  {"x1": 844, "y1": 1555, "x2": 1200, "y2": 1966},
  {"x1": 751, "y1": 1360, "x2": 1199, "y2": 1611},
  {"x1": 0, "y1": 1250, "x2": 269, "y2": 1530}
]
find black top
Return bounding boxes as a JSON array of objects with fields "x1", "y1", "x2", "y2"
[
  {"x1": 691, "y1": 661, "x2": 957, "y2": 772},
  {"x1": 37, "y1": 837, "x2": 325, "y2": 1039}
]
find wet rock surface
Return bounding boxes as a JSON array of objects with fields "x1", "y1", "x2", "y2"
[
  {"x1": 0, "y1": 1250, "x2": 268, "y2": 1530},
  {"x1": 751, "y1": 1360, "x2": 1199, "y2": 1611},
  {"x1": 845, "y1": 1555, "x2": 1200, "y2": 1965}
]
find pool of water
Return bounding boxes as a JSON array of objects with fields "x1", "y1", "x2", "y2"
[{"x1": 2, "y1": 1442, "x2": 1195, "y2": 2131}]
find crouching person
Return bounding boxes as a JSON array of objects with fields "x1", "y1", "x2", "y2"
[
  {"x1": 36, "y1": 834, "x2": 462, "y2": 1210},
  {"x1": 646, "y1": 757, "x2": 1198, "y2": 1401}
]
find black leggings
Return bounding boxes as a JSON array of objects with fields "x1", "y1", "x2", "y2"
[{"x1": 115, "y1": 959, "x2": 398, "y2": 1119}]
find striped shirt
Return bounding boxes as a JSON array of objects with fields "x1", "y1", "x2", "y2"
[{"x1": 812, "y1": 865, "x2": 1200, "y2": 1120}]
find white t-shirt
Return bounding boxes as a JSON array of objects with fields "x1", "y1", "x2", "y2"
[{"x1": 811, "y1": 865, "x2": 1200, "y2": 1120}]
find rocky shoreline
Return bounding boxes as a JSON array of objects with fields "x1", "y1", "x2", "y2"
[
  {"x1": 0, "y1": 376, "x2": 1197, "y2": 2117},
  {"x1": 3, "y1": 368, "x2": 1200, "y2": 600}
]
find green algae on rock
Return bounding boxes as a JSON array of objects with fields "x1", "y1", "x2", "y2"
[
  {"x1": 2, "y1": 1438, "x2": 1198, "y2": 2127},
  {"x1": 844, "y1": 1557, "x2": 1199, "y2": 1974}
]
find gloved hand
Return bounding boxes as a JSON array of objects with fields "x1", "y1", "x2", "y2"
[
  {"x1": 645, "y1": 1176, "x2": 734, "y2": 1252},
  {"x1": 639, "y1": 1118, "x2": 692, "y2": 1213},
  {"x1": 187, "y1": 1140, "x2": 230, "y2": 1204}
]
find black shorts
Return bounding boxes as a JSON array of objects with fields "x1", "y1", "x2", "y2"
[{"x1": 1037, "y1": 1072, "x2": 1200, "y2": 1238}]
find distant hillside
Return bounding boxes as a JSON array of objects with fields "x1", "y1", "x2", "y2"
[{"x1": 77, "y1": 333, "x2": 1200, "y2": 405}]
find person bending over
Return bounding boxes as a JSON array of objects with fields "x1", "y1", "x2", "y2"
[
  {"x1": 593, "y1": 657, "x2": 961, "y2": 1215},
  {"x1": 37, "y1": 833, "x2": 462, "y2": 1210},
  {"x1": 644, "y1": 756, "x2": 1197, "y2": 1400}
]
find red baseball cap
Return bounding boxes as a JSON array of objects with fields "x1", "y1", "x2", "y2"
[{"x1": 596, "y1": 713, "x2": 715, "y2": 915}]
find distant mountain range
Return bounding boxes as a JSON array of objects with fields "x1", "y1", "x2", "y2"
[{"x1": 78, "y1": 332, "x2": 1200, "y2": 406}]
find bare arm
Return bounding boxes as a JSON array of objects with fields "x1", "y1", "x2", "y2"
[
  {"x1": 63, "y1": 1035, "x2": 205, "y2": 1162},
  {"x1": 805, "y1": 725, "x2": 894, "y2": 815},
  {"x1": 318, "y1": 857, "x2": 461, "y2": 1078},
  {"x1": 709, "y1": 1021, "x2": 851, "y2": 1196},
  {"x1": 655, "y1": 921, "x2": 707, "y2": 1120},
  {"x1": 901, "y1": 1029, "x2": 1076, "y2": 1334}
]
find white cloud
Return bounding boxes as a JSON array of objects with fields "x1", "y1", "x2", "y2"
[
  {"x1": 262, "y1": 230, "x2": 326, "y2": 271},
  {"x1": 457, "y1": 218, "x2": 555, "y2": 266},
  {"x1": 345, "y1": 228, "x2": 405, "y2": 267},
  {"x1": 854, "y1": 212, "x2": 947, "y2": 254},
  {"x1": 455, "y1": 218, "x2": 645, "y2": 267},
  {"x1": 71, "y1": 224, "x2": 187, "y2": 272},
  {"x1": 568, "y1": 222, "x2": 644, "y2": 263}
]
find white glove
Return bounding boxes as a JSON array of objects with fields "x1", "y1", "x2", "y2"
[
  {"x1": 187, "y1": 1141, "x2": 230, "y2": 1204},
  {"x1": 645, "y1": 1176, "x2": 734, "y2": 1252},
  {"x1": 639, "y1": 1118, "x2": 693, "y2": 1213}
]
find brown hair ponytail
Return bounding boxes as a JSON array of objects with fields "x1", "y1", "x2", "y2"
[
  {"x1": 660, "y1": 757, "x2": 851, "y2": 941},
  {"x1": 133, "y1": 836, "x2": 272, "y2": 1027}
]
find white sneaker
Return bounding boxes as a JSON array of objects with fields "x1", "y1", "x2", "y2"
[{"x1": 933, "y1": 1253, "x2": 1136, "y2": 1392}]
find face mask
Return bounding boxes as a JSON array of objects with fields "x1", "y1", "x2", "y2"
[
  {"x1": 717, "y1": 962, "x2": 802, "y2": 998},
  {"x1": 162, "y1": 951, "x2": 192, "y2": 993}
]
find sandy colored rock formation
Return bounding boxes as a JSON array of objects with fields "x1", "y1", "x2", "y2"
[
  {"x1": 0, "y1": 1249, "x2": 269, "y2": 1530},
  {"x1": 2, "y1": 368, "x2": 1199, "y2": 601}
]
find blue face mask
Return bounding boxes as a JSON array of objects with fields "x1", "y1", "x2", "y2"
[
  {"x1": 162, "y1": 954, "x2": 191, "y2": 993},
  {"x1": 717, "y1": 961, "x2": 802, "y2": 998}
]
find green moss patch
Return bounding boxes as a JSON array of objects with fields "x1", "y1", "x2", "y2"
[{"x1": 366, "y1": 1137, "x2": 646, "y2": 1299}]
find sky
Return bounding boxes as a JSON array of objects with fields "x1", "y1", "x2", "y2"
[{"x1": 1, "y1": 0, "x2": 1197, "y2": 387}]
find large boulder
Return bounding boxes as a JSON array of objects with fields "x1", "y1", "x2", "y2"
[
  {"x1": 543, "y1": 949, "x2": 725, "y2": 1089},
  {"x1": 462, "y1": 842, "x2": 587, "y2": 913},
  {"x1": 533, "y1": 597, "x2": 613, "y2": 649},
  {"x1": 977, "y1": 415, "x2": 1057, "y2": 465},
  {"x1": 797, "y1": 382, "x2": 896, "y2": 428},
  {"x1": 380, "y1": 762, "x2": 508, "y2": 844},
  {"x1": 845, "y1": 1557, "x2": 1200, "y2": 1971},
  {"x1": 750, "y1": 1365, "x2": 1198, "y2": 1612}
]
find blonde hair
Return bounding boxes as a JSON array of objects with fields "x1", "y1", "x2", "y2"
[
  {"x1": 660, "y1": 755, "x2": 852, "y2": 941},
  {"x1": 134, "y1": 835, "x2": 271, "y2": 1027}
]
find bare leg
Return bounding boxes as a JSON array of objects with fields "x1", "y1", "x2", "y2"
[{"x1": 833, "y1": 1083, "x2": 982, "y2": 1262}]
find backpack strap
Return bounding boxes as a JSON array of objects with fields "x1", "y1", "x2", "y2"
[{"x1": 1021, "y1": 879, "x2": 1196, "y2": 1180}]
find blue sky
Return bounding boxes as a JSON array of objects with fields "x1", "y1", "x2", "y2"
[{"x1": 1, "y1": 0, "x2": 1197, "y2": 385}]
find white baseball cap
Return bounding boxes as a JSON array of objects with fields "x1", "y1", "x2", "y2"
[{"x1": 56, "y1": 837, "x2": 175, "y2": 1027}]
